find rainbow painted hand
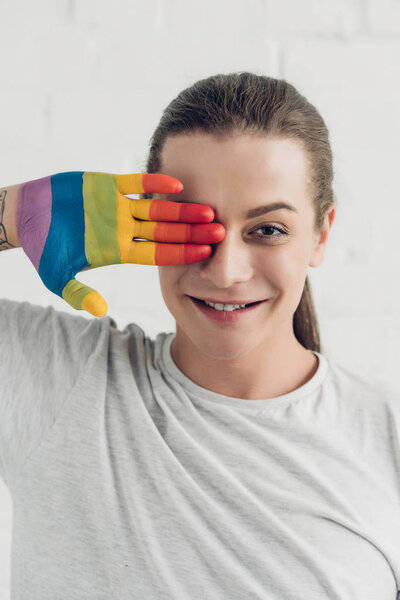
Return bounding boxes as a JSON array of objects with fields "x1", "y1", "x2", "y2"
[{"x1": 17, "y1": 171, "x2": 225, "y2": 317}]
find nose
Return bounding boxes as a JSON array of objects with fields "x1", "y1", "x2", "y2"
[{"x1": 198, "y1": 231, "x2": 254, "y2": 287}]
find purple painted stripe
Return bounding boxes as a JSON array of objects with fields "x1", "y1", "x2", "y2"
[{"x1": 17, "y1": 176, "x2": 52, "y2": 271}]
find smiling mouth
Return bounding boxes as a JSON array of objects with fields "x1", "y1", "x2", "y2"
[{"x1": 188, "y1": 296, "x2": 265, "y2": 309}]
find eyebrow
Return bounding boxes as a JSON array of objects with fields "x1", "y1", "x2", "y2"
[
  {"x1": 245, "y1": 202, "x2": 298, "y2": 219},
  {"x1": 167, "y1": 196, "x2": 298, "y2": 218}
]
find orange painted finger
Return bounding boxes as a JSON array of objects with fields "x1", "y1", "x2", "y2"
[
  {"x1": 127, "y1": 241, "x2": 212, "y2": 265},
  {"x1": 133, "y1": 220, "x2": 226, "y2": 244},
  {"x1": 131, "y1": 199, "x2": 214, "y2": 223},
  {"x1": 115, "y1": 173, "x2": 183, "y2": 195}
]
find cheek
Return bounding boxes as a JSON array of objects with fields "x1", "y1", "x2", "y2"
[
  {"x1": 158, "y1": 265, "x2": 187, "y2": 297},
  {"x1": 258, "y1": 247, "x2": 306, "y2": 284}
]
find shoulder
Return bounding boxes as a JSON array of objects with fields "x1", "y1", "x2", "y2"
[{"x1": 324, "y1": 353, "x2": 400, "y2": 411}]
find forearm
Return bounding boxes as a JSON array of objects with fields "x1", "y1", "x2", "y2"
[{"x1": 0, "y1": 183, "x2": 22, "y2": 250}]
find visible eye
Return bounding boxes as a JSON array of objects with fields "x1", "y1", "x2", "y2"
[{"x1": 251, "y1": 224, "x2": 288, "y2": 241}]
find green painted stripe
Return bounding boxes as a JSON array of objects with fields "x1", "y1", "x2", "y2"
[
  {"x1": 82, "y1": 172, "x2": 121, "y2": 267},
  {"x1": 62, "y1": 278, "x2": 88, "y2": 310}
]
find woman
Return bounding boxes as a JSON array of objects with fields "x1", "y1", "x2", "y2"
[
  {"x1": 1, "y1": 73, "x2": 399, "y2": 599},
  {"x1": 143, "y1": 72, "x2": 336, "y2": 400}
]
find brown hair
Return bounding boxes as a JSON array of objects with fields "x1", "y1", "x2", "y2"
[{"x1": 142, "y1": 72, "x2": 336, "y2": 353}]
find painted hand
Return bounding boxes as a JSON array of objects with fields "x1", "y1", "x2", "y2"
[{"x1": 17, "y1": 171, "x2": 225, "y2": 317}]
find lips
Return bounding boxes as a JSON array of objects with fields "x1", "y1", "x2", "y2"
[
  {"x1": 189, "y1": 296, "x2": 265, "y2": 306},
  {"x1": 188, "y1": 295, "x2": 269, "y2": 323}
]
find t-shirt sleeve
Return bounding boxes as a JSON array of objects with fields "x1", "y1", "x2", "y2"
[{"x1": 0, "y1": 298, "x2": 107, "y2": 489}]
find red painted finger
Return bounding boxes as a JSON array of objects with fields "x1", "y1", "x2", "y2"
[
  {"x1": 131, "y1": 199, "x2": 215, "y2": 223},
  {"x1": 150, "y1": 222, "x2": 225, "y2": 243},
  {"x1": 149, "y1": 199, "x2": 214, "y2": 223},
  {"x1": 142, "y1": 173, "x2": 183, "y2": 194},
  {"x1": 115, "y1": 173, "x2": 183, "y2": 195},
  {"x1": 187, "y1": 222, "x2": 225, "y2": 243},
  {"x1": 155, "y1": 243, "x2": 212, "y2": 265}
]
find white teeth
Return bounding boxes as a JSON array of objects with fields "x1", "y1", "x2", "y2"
[{"x1": 204, "y1": 301, "x2": 247, "y2": 311}]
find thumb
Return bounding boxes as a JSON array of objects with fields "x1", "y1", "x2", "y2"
[{"x1": 62, "y1": 278, "x2": 108, "y2": 318}]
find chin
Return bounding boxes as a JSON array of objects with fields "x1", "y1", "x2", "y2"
[{"x1": 190, "y1": 332, "x2": 254, "y2": 362}]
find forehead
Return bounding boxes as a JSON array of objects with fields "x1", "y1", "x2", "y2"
[{"x1": 160, "y1": 133, "x2": 311, "y2": 202}]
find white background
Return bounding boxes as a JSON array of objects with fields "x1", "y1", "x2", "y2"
[{"x1": 1, "y1": 0, "x2": 400, "y2": 597}]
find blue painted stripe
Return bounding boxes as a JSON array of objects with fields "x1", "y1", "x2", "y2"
[{"x1": 39, "y1": 172, "x2": 90, "y2": 298}]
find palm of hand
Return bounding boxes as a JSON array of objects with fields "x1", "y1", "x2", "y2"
[{"x1": 17, "y1": 171, "x2": 224, "y2": 317}]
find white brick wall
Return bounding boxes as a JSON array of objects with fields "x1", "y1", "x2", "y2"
[
  {"x1": 1, "y1": 0, "x2": 399, "y2": 597},
  {"x1": 366, "y1": 0, "x2": 400, "y2": 34}
]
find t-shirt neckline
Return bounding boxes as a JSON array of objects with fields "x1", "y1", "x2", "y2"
[{"x1": 160, "y1": 333, "x2": 329, "y2": 411}]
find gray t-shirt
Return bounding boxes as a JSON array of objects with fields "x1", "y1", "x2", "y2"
[{"x1": 1, "y1": 298, "x2": 400, "y2": 600}]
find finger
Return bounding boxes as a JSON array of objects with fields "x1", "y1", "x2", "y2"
[
  {"x1": 114, "y1": 173, "x2": 183, "y2": 196},
  {"x1": 133, "y1": 220, "x2": 226, "y2": 244},
  {"x1": 130, "y1": 198, "x2": 214, "y2": 223},
  {"x1": 127, "y1": 241, "x2": 212, "y2": 266},
  {"x1": 62, "y1": 278, "x2": 108, "y2": 317}
]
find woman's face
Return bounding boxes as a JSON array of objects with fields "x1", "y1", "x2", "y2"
[{"x1": 156, "y1": 132, "x2": 335, "y2": 361}]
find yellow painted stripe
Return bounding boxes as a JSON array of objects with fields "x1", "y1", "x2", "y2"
[
  {"x1": 116, "y1": 189, "x2": 135, "y2": 263},
  {"x1": 130, "y1": 199, "x2": 152, "y2": 220},
  {"x1": 114, "y1": 173, "x2": 144, "y2": 195},
  {"x1": 129, "y1": 241, "x2": 156, "y2": 265},
  {"x1": 81, "y1": 292, "x2": 107, "y2": 317},
  {"x1": 132, "y1": 220, "x2": 157, "y2": 241}
]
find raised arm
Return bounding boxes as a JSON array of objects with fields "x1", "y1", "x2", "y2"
[{"x1": 0, "y1": 184, "x2": 21, "y2": 250}]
